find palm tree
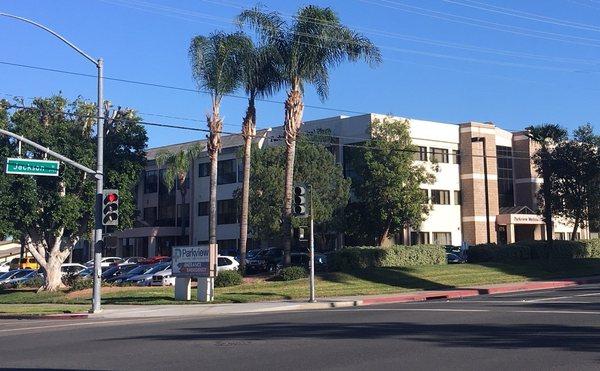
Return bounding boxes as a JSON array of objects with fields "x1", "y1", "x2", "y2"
[
  {"x1": 525, "y1": 124, "x2": 568, "y2": 244},
  {"x1": 155, "y1": 144, "x2": 203, "y2": 241},
  {"x1": 238, "y1": 5, "x2": 381, "y2": 265},
  {"x1": 237, "y1": 41, "x2": 283, "y2": 274},
  {"x1": 189, "y1": 32, "x2": 249, "y2": 246}
]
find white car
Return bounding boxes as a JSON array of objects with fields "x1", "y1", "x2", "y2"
[
  {"x1": 0, "y1": 261, "x2": 11, "y2": 273},
  {"x1": 151, "y1": 256, "x2": 239, "y2": 286},
  {"x1": 61, "y1": 263, "x2": 87, "y2": 276},
  {"x1": 85, "y1": 257, "x2": 123, "y2": 268}
]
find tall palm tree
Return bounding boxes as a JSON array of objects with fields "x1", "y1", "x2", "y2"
[
  {"x1": 189, "y1": 32, "x2": 249, "y2": 246},
  {"x1": 237, "y1": 41, "x2": 283, "y2": 274},
  {"x1": 155, "y1": 144, "x2": 203, "y2": 241},
  {"x1": 525, "y1": 124, "x2": 568, "y2": 244},
  {"x1": 238, "y1": 5, "x2": 381, "y2": 265}
]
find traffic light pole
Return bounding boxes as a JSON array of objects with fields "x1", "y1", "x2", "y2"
[{"x1": 309, "y1": 185, "x2": 316, "y2": 303}]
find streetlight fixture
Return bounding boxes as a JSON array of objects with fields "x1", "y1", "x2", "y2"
[
  {"x1": 0, "y1": 13, "x2": 105, "y2": 313},
  {"x1": 471, "y1": 137, "x2": 491, "y2": 244}
]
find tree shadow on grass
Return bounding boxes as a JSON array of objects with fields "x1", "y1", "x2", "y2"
[
  {"x1": 217, "y1": 292, "x2": 291, "y2": 303},
  {"x1": 320, "y1": 268, "x2": 454, "y2": 291}
]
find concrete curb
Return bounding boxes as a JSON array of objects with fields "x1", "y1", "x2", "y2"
[{"x1": 0, "y1": 313, "x2": 89, "y2": 320}]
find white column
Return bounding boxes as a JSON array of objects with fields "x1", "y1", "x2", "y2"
[
  {"x1": 197, "y1": 277, "x2": 214, "y2": 302},
  {"x1": 174, "y1": 277, "x2": 191, "y2": 301}
]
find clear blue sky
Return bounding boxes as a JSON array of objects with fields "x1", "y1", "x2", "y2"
[{"x1": 1, "y1": 0, "x2": 599, "y2": 148}]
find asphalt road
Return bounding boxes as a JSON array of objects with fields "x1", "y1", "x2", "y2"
[{"x1": 1, "y1": 284, "x2": 600, "y2": 370}]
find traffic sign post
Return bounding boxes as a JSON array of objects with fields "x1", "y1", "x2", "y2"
[{"x1": 5, "y1": 157, "x2": 59, "y2": 176}]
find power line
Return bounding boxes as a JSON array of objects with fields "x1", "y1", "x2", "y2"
[
  {"x1": 2, "y1": 102, "x2": 539, "y2": 159},
  {"x1": 358, "y1": 0, "x2": 600, "y2": 47}
]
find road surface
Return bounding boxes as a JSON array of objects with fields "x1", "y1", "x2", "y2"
[{"x1": 1, "y1": 283, "x2": 599, "y2": 370}]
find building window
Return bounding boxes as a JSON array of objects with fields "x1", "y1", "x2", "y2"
[
  {"x1": 217, "y1": 239, "x2": 238, "y2": 255},
  {"x1": 432, "y1": 232, "x2": 452, "y2": 245},
  {"x1": 413, "y1": 146, "x2": 428, "y2": 161},
  {"x1": 496, "y1": 146, "x2": 514, "y2": 208},
  {"x1": 144, "y1": 170, "x2": 158, "y2": 193},
  {"x1": 197, "y1": 202, "x2": 209, "y2": 217},
  {"x1": 421, "y1": 188, "x2": 429, "y2": 203},
  {"x1": 197, "y1": 240, "x2": 209, "y2": 245},
  {"x1": 454, "y1": 190, "x2": 461, "y2": 205},
  {"x1": 198, "y1": 162, "x2": 210, "y2": 177},
  {"x1": 453, "y1": 150, "x2": 461, "y2": 165},
  {"x1": 157, "y1": 169, "x2": 176, "y2": 227},
  {"x1": 218, "y1": 159, "x2": 237, "y2": 185},
  {"x1": 431, "y1": 190, "x2": 450, "y2": 205},
  {"x1": 217, "y1": 199, "x2": 237, "y2": 225},
  {"x1": 410, "y1": 231, "x2": 430, "y2": 245},
  {"x1": 430, "y1": 148, "x2": 449, "y2": 163},
  {"x1": 177, "y1": 203, "x2": 190, "y2": 228},
  {"x1": 237, "y1": 160, "x2": 244, "y2": 183},
  {"x1": 143, "y1": 207, "x2": 157, "y2": 226}
]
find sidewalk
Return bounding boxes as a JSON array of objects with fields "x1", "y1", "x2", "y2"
[{"x1": 87, "y1": 275, "x2": 600, "y2": 320}]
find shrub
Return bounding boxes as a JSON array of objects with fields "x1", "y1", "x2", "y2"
[
  {"x1": 467, "y1": 238, "x2": 600, "y2": 262},
  {"x1": 329, "y1": 244, "x2": 447, "y2": 271},
  {"x1": 215, "y1": 270, "x2": 243, "y2": 287},
  {"x1": 276, "y1": 266, "x2": 308, "y2": 281},
  {"x1": 68, "y1": 277, "x2": 94, "y2": 291},
  {"x1": 16, "y1": 276, "x2": 44, "y2": 288}
]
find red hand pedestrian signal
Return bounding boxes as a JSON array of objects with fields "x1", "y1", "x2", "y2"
[{"x1": 102, "y1": 190, "x2": 119, "y2": 226}]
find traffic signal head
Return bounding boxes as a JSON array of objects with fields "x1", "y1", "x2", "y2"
[
  {"x1": 102, "y1": 189, "x2": 119, "y2": 226},
  {"x1": 293, "y1": 185, "x2": 307, "y2": 217}
]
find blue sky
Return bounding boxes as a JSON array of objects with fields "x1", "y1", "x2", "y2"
[{"x1": 1, "y1": 0, "x2": 600, "y2": 148}]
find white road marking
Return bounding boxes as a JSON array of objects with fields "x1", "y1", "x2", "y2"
[
  {"x1": 446, "y1": 300, "x2": 592, "y2": 304},
  {"x1": 574, "y1": 292, "x2": 600, "y2": 297},
  {"x1": 523, "y1": 296, "x2": 572, "y2": 302},
  {"x1": 332, "y1": 308, "x2": 600, "y2": 315},
  {"x1": 0, "y1": 317, "x2": 185, "y2": 335}
]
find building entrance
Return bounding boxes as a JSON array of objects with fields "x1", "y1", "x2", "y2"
[{"x1": 514, "y1": 225, "x2": 536, "y2": 242}]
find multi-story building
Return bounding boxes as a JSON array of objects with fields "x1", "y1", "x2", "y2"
[{"x1": 114, "y1": 113, "x2": 587, "y2": 257}]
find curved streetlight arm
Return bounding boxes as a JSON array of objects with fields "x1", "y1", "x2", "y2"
[{"x1": 0, "y1": 12, "x2": 98, "y2": 66}]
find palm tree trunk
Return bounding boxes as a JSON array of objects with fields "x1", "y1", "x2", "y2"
[
  {"x1": 542, "y1": 162, "x2": 554, "y2": 244},
  {"x1": 207, "y1": 106, "x2": 222, "y2": 246},
  {"x1": 282, "y1": 86, "x2": 304, "y2": 267},
  {"x1": 239, "y1": 98, "x2": 256, "y2": 275}
]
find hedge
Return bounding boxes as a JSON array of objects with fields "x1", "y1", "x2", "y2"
[
  {"x1": 329, "y1": 244, "x2": 447, "y2": 271},
  {"x1": 276, "y1": 266, "x2": 308, "y2": 281},
  {"x1": 467, "y1": 239, "x2": 600, "y2": 263},
  {"x1": 215, "y1": 270, "x2": 243, "y2": 287}
]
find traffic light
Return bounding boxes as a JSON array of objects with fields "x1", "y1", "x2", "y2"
[
  {"x1": 293, "y1": 185, "x2": 307, "y2": 217},
  {"x1": 102, "y1": 189, "x2": 119, "y2": 226}
]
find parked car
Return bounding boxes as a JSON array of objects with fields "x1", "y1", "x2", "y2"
[
  {"x1": 0, "y1": 270, "x2": 20, "y2": 283},
  {"x1": 104, "y1": 264, "x2": 152, "y2": 284},
  {"x1": 246, "y1": 248, "x2": 283, "y2": 273},
  {"x1": 120, "y1": 257, "x2": 147, "y2": 265},
  {"x1": 447, "y1": 252, "x2": 467, "y2": 264},
  {"x1": 84, "y1": 257, "x2": 124, "y2": 268},
  {"x1": 125, "y1": 262, "x2": 171, "y2": 286},
  {"x1": 0, "y1": 261, "x2": 11, "y2": 273},
  {"x1": 101, "y1": 263, "x2": 139, "y2": 280},
  {"x1": 144, "y1": 256, "x2": 171, "y2": 265},
  {"x1": 0, "y1": 269, "x2": 38, "y2": 285},
  {"x1": 9, "y1": 257, "x2": 40, "y2": 270},
  {"x1": 152, "y1": 256, "x2": 240, "y2": 286},
  {"x1": 77, "y1": 266, "x2": 110, "y2": 279},
  {"x1": 275, "y1": 252, "x2": 328, "y2": 272},
  {"x1": 61, "y1": 263, "x2": 87, "y2": 277}
]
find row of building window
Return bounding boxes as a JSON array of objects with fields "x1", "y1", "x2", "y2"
[
  {"x1": 421, "y1": 189, "x2": 461, "y2": 205},
  {"x1": 144, "y1": 169, "x2": 190, "y2": 194},
  {"x1": 142, "y1": 204, "x2": 190, "y2": 227},
  {"x1": 413, "y1": 146, "x2": 460, "y2": 164},
  {"x1": 197, "y1": 199, "x2": 237, "y2": 225},
  {"x1": 410, "y1": 231, "x2": 452, "y2": 245},
  {"x1": 198, "y1": 159, "x2": 242, "y2": 185}
]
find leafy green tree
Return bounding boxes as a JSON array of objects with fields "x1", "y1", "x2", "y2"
[
  {"x1": 550, "y1": 125, "x2": 600, "y2": 239},
  {"x1": 237, "y1": 133, "x2": 350, "y2": 248},
  {"x1": 526, "y1": 124, "x2": 568, "y2": 243},
  {"x1": 189, "y1": 31, "x2": 249, "y2": 247},
  {"x1": 238, "y1": 5, "x2": 381, "y2": 265},
  {"x1": 347, "y1": 117, "x2": 436, "y2": 246},
  {"x1": 237, "y1": 39, "x2": 282, "y2": 273},
  {"x1": 0, "y1": 96, "x2": 147, "y2": 291},
  {"x1": 155, "y1": 144, "x2": 203, "y2": 241}
]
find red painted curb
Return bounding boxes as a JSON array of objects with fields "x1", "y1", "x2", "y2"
[{"x1": 360, "y1": 277, "x2": 600, "y2": 306}]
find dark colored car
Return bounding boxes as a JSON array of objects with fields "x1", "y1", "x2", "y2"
[
  {"x1": 447, "y1": 252, "x2": 467, "y2": 264},
  {"x1": 246, "y1": 248, "x2": 284, "y2": 273},
  {"x1": 275, "y1": 252, "x2": 328, "y2": 272},
  {"x1": 101, "y1": 263, "x2": 139, "y2": 280},
  {"x1": 104, "y1": 264, "x2": 154, "y2": 284}
]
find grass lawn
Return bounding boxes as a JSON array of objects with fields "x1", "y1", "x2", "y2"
[
  {"x1": 1, "y1": 259, "x2": 599, "y2": 308},
  {"x1": 0, "y1": 304, "x2": 89, "y2": 316}
]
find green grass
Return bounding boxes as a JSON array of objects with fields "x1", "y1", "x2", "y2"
[{"x1": 1, "y1": 259, "x2": 599, "y2": 306}]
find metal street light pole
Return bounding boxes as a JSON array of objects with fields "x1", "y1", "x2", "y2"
[{"x1": 0, "y1": 13, "x2": 104, "y2": 312}]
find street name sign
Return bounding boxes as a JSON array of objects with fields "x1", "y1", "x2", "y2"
[
  {"x1": 5, "y1": 157, "x2": 59, "y2": 176},
  {"x1": 172, "y1": 244, "x2": 217, "y2": 278}
]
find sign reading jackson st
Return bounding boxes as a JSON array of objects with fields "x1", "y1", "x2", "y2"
[
  {"x1": 5, "y1": 157, "x2": 60, "y2": 176},
  {"x1": 172, "y1": 245, "x2": 217, "y2": 278}
]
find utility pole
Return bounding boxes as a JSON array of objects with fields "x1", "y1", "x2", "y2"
[
  {"x1": 0, "y1": 13, "x2": 105, "y2": 312},
  {"x1": 309, "y1": 185, "x2": 316, "y2": 303}
]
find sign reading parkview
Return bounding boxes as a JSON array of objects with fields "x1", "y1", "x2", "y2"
[
  {"x1": 5, "y1": 158, "x2": 59, "y2": 176},
  {"x1": 172, "y1": 245, "x2": 217, "y2": 278}
]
